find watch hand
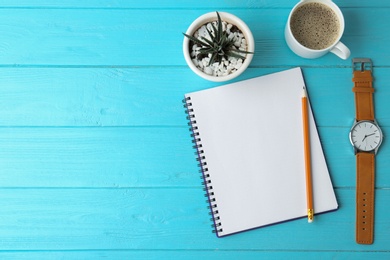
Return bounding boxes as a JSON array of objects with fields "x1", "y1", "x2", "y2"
[{"x1": 362, "y1": 132, "x2": 376, "y2": 142}]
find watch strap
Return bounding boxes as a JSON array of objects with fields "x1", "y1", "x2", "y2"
[
  {"x1": 352, "y1": 70, "x2": 374, "y2": 121},
  {"x1": 356, "y1": 152, "x2": 375, "y2": 244},
  {"x1": 352, "y1": 58, "x2": 376, "y2": 245}
]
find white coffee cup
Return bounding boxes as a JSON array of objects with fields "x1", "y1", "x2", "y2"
[{"x1": 285, "y1": 0, "x2": 350, "y2": 59}]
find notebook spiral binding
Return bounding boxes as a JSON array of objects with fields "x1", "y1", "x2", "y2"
[{"x1": 183, "y1": 96, "x2": 222, "y2": 235}]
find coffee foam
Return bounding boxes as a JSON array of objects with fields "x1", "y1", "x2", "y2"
[{"x1": 290, "y1": 2, "x2": 340, "y2": 50}]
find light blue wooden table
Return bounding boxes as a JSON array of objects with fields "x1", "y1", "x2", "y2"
[{"x1": 0, "y1": 1, "x2": 389, "y2": 259}]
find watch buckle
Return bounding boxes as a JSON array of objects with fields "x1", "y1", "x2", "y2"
[{"x1": 353, "y1": 58, "x2": 372, "y2": 72}]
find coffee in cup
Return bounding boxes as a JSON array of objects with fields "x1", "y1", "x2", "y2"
[{"x1": 285, "y1": 0, "x2": 350, "y2": 59}]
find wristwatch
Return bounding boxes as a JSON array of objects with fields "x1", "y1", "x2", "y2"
[{"x1": 349, "y1": 58, "x2": 383, "y2": 244}]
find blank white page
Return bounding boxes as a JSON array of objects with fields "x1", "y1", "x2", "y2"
[{"x1": 185, "y1": 68, "x2": 338, "y2": 237}]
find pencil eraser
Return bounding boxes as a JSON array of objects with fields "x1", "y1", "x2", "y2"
[{"x1": 308, "y1": 219, "x2": 313, "y2": 223}]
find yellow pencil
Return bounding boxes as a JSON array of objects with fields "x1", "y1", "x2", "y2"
[{"x1": 302, "y1": 86, "x2": 314, "y2": 223}]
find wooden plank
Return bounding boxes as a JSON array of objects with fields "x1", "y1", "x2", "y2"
[
  {"x1": 0, "y1": 0, "x2": 388, "y2": 8},
  {"x1": 0, "y1": 188, "x2": 389, "y2": 250},
  {"x1": 0, "y1": 127, "x2": 198, "y2": 188},
  {"x1": 0, "y1": 68, "x2": 389, "y2": 127},
  {"x1": 0, "y1": 127, "x2": 388, "y2": 188},
  {"x1": 0, "y1": 9, "x2": 388, "y2": 66},
  {"x1": 0, "y1": 251, "x2": 389, "y2": 260}
]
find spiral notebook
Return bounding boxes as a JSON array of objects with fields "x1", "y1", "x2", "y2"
[{"x1": 184, "y1": 68, "x2": 338, "y2": 237}]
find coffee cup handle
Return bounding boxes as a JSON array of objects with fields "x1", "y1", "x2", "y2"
[{"x1": 330, "y1": 41, "x2": 351, "y2": 60}]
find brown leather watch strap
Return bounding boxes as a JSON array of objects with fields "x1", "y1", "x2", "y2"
[
  {"x1": 352, "y1": 59, "x2": 376, "y2": 245},
  {"x1": 356, "y1": 153, "x2": 375, "y2": 244},
  {"x1": 352, "y1": 70, "x2": 374, "y2": 121}
]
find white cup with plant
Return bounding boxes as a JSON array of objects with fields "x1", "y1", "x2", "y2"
[{"x1": 183, "y1": 11, "x2": 255, "y2": 82}]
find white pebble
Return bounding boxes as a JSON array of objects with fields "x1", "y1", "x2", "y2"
[
  {"x1": 226, "y1": 66, "x2": 232, "y2": 74},
  {"x1": 204, "y1": 66, "x2": 213, "y2": 75},
  {"x1": 235, "y1": 63, "x2": 242, "y2": 70},
  {"x1": 222, "y1": 22, "x2": 227, "y2": 31},
  {"x1": 234, "y1": 36, "x2": 242, "y2": 47},
  {"x1": 199, "y1": 25, "x2": 207, "y2": 36}
]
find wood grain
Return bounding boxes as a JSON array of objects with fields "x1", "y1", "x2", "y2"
[
  {"x1": 0, "y1": 127, "x2": 389, "y2": 188},
  {"x1": 1, "y1": 251, "x2": 389, "y2": 260},
  {"x1": 0, "y1": 9, "x2": 388, "y2": 66},
  {"x1": 0, "y1": 68, "x2": 389, "y2": 127},
  {"x1": 0, "y1": 189, "x2": 389, "y2": 250}
]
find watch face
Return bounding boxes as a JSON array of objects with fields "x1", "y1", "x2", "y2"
[{"x1": 350, "y1": 120, "x2": 383, "y2": 152}]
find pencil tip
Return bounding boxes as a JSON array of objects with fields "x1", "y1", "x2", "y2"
[{"x1": 302, "y1": 86, "x2": 307, "y2": 97}]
